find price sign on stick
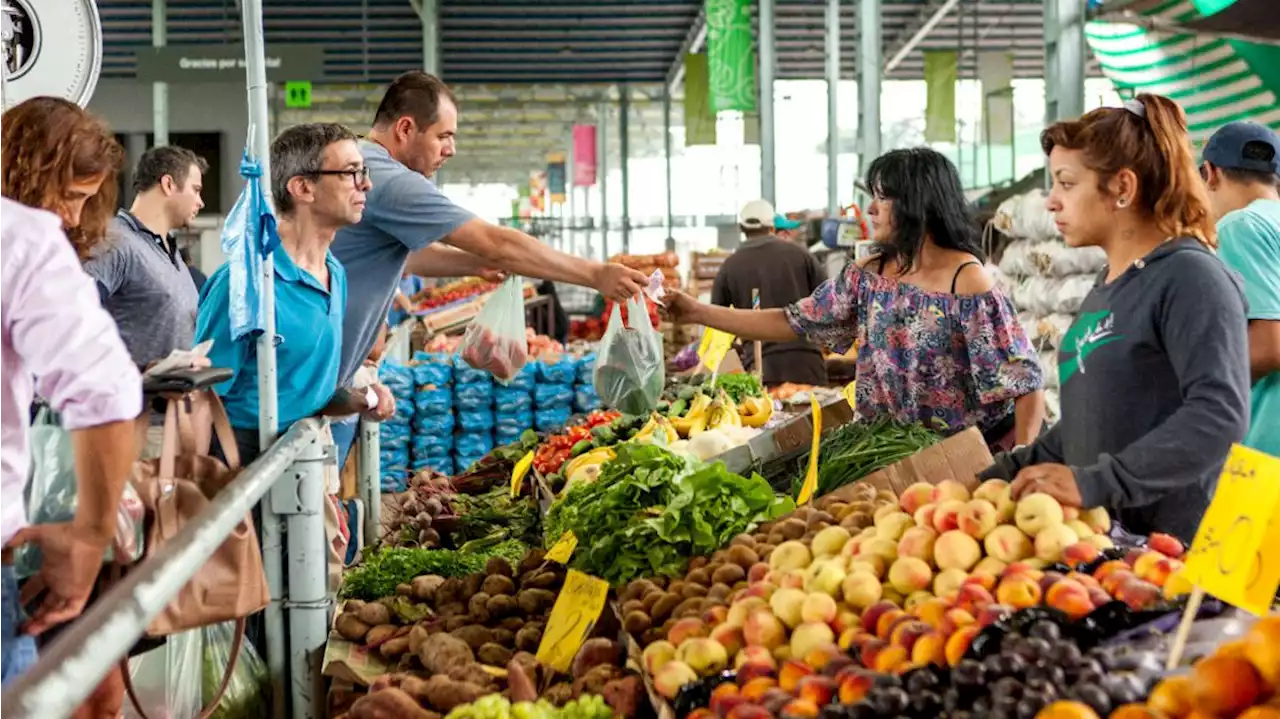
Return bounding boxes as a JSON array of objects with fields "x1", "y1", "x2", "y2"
[
  {"x1": 698, "y1": 327, "x2": 737, "y2": 374},
  {"x1": 536, "y1": 569, "x2": 609, "y2": 672},
  {"x1": 545, "y1": 531, "x2": 578, "y2": 564},
  {"x1": 796, "y1": 394, "x2": 823, "y2": 505},
  {"x1": 1166, "y1": 444, "x2": 1280, "y2": 669},
  {"x1": 510, "y1": 451, "x2": 534, "y2": 498}
]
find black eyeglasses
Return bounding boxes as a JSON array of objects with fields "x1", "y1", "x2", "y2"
[{"x1": 307, "y1": 167, "x2": 370, "y2": 187}]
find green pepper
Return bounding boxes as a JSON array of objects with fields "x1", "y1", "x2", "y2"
[
  {"x1": 677, "y1": 385, "x2": 698, "y2": 401},
  {"x1": 667, "y1": 398, "x2": 688, "y2": 418},
  {"x1": 569, "y1": 439, "x2": 593, "y2": 457},
  {"x1": 591, "y1": 425, "x2": 617, "y2": 443}
]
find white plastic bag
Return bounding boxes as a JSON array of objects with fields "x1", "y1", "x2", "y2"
[
  {"x1": 124, "y1": 630, "x2": 204, "y2": 719},
  {"x1": 458, "y1": 276, "x2": 529, "y2": 383},
  {"x1": 593, "y1": 296, "x2": 665, "y2": 415},
  {"x1": 1056, "y1": 275, "x2": 1098, "y2": 314}
]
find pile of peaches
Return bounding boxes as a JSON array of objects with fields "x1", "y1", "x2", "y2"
[{"x1": 630, "y1": 477, "x2": 1200, "y2": 718}]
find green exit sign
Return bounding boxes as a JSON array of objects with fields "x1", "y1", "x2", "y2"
[{"x1": 285, "y1": 81, "x2": 312, "y2": 108}]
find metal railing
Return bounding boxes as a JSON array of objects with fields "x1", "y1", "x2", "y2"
[{"x1": 1, "y1": 417, "x2": 329, "y2": 719}]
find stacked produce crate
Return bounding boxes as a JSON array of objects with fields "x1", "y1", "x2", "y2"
[
  {"x1": 993, "y1": 190, "x2": 1107, "y2": 422},
  {"x1": 377, "y1": 362, "x2": 416, "y2": 491},
  {"x1": 452, "y1": 358, "x2": 495, "y2": 474},
  {"x1": 409, "y1": 357, "x2": 455, "y2": 477}
]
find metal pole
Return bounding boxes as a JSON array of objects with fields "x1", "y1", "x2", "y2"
[
  {"x1": 759, "y1": 0, "x2": 777, "y2": 206},
  {"x1": 0, "y1": 420, "x2": 325, "y2": 719},
  {"x1": 421, "y1": 0, "x2": 440, "y2": 77},
  {"x1": 241, "y1": 0, "x2": 286, "y2": 715},
  {"x1": 598, "y1": 103, "x2": 609, "y2": 261},
  {"x1": 151, "y1": 0, "x2": 169, "y2": 146},
  {"x1": 282, "y1": 433, "x2": 330, "y2": 719},
  {"x1": 358, "y1": 419, "x2": 381, "y2": 546},
  {"x1": 663, "y1": 87, "x2": 674, "y2": 251},
  {"x1": 858, "y1": 0, "x2": 883, "y2": 170},
  {"x1": 618, "y1": 85, "x2": 630, "y2": 255},
  {"x1": 1044, "y1": 0, "x2": 1085, "y2": 123},
  {"x1": 825, "y1": 0, "x2": 841, "y2": 214}
]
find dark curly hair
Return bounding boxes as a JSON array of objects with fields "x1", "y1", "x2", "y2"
[{"x1": 1, "y1": 96, "x2": 124, "y2": 261}]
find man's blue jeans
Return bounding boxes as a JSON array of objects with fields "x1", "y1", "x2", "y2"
[{"x1": 1, "y1": 565, "x2": 38, "y2": 685}]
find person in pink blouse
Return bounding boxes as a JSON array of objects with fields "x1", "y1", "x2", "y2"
[{"x1": 0, "y1": 207, "x2": 142, "y2": 680}]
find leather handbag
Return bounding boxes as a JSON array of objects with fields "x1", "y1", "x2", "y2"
[{"x1": 123, "y1": 390, "x2": 270, "y2": 718}]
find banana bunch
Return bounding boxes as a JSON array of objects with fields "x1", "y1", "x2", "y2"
[
  {"x1": 670, "y1": 392, "x2": 713, "y2": 438},
  {"x1": 738, "y1": 395, "x2": 774, "y2": 428},
  {"x1": 633, "y1": 413, "x2": 678, "y2": 444},
  {"x1": 706, "y1": 390, "x2": 743, "y2": 431},
  {"x1": 562, "y1": 446, "x2": 616, "y2": 480}
]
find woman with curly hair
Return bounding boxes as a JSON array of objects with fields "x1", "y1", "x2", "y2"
[
  {"x1": 1, "y1": 96, "x2": 129, "y2": 719},
  {"x1": 1, "y1": 96, "x2": 124, "y2": 258}
]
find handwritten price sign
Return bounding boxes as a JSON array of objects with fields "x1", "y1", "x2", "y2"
[
  {"x1": 1182, "y1": 444, "x2": 1280, "y2": 616},
  {"x1": 698, "y1": 328, "x2": 737, "y2": 373},
  {"x1": 796, "y1": 395, "x2": 823, "y2": 505},
  {"x1": 535, "y1": 569, "x2": 609, "y2": 672},
  {"x1": 545, "y1": 531, "x2": 578, "y2": 564}
]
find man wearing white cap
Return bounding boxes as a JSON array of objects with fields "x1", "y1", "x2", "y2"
[{"x1": 710, "y1": 199, "x2": 828, "y2": 385}]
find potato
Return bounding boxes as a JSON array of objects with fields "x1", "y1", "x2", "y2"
[
  {"x1": 571, "y1": 638, "x2": 619, "y2": 679},
  {"x1": 649, "y1": 593, "x2": 681, "y2": 621},
  {"x1": 485, "y1": 594, "x2": 518, "y2": 618},
  {"x1": 517, "y1": 548, "x2": 546, "y2": 575},
  {"x1": 447, "y1": 663, "x2": 496, "y2": 689},
  {"x1": 419, "y1": 632, "x2": 475, "y2": 675},
  {"x1": 517, "y1": 588, "x2": 556, "y2": 615},
  {"x1": 379, "y1": 635, "x2": 411, "y2": 659},
  {"x1": 524, "y1": 571, "x2": 559, "y2": 589},
  {"x1": 408, "y1": 624, "x2": 431, "y2": 655},
  {"x1": 515, "y1": 623, "x2": 544, "y2": 652},
  {"x1": 462, "y1": 573, "x2": 485, "y2": 598},
  {"x1": 436, "y1": 578, "x2": 463, "y2": 606},
  {"x1": 396, "y1": 583, "x2": 414, "y2": 597},
  {"x1": 477, "y1": 642, "x2": 514, "y2": 666},
  {"x1": 356, "y1": 603, "x2": 392, "y2": 627},
  {"x1": 365, "y1": 624, "x2": 399, "y2": 646},
  {"x1": 467, "y1": 593, "x2": 492, "y2": 623},
  {"x1": 412, "y1": 575, "x2": 445, "y2": 602},
  {"x1": 485, "y1": 557, "x2": 515, "y2": 578},
  {"x1": 491, "y1": 627, "x2": 516, "y2": 647},
  {"x1": 499, "y1": 617, "x2": 525, "y2": 632},
  {"x1": 451, "y1": 625, "x2": 493, "y2": 652},
  {"x1": 335, "y1": 613, "x2": 371, "y2": 642},
  {"x1": 711, "y1": 564, "x2": 746, "y2": 586},
  {"x1": 420, "y1": 674, "x2": 488, "y2": 713},
  {"x1": 778, "y1": 518, "x2": 808, "y2": 540},
  {"x1": 622, "y1": 611, "x2": 651, "y2": 635},
  {"x1": 481, "y1": 574, "x2": 516, "y2": 597},
  {"x1": 343, "y1": 600, "x2": 367, "y2": 613},
  {"x1": 437, "y1": 602, "x2": 466, "y2": 618},
  {"x1": 688, "y1": 555, "x2": 710, "y2": 570},
  {"x1": 349, "y1": 687, "x2": 439, "y2": 719},
  {"x1": 543, "y1": 683, "x2": 574, "y2": 706},
  {"x1": 444, "y1": 616, "x2": 470, "y2": 632},
  {"x1": 684, "y1": 568, "x2": 712, "y2": 587}
]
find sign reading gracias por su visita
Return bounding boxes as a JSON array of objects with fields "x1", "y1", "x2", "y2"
[{"x1": 134, "y1": 44, "x2": 325, "y2": 83}]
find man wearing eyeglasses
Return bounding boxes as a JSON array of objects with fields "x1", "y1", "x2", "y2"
[{"x1": 196, "y1": 122, "x2": 394, "y2": 464}]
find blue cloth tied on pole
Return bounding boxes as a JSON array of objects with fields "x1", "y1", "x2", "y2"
[{"x1": 223, "y1": 152, "x2": 281, "y2": 341}]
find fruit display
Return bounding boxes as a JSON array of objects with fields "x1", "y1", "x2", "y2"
[
  {"x1": 531, "y1": 410, "x2": 622, "y2": 481},
  {"x1": 337, "y1": 548, "x2": 646, "y2": 717},
  {"x1": 413, "y1": 278, "x2": 501, "y2": 313},
  {"x1": 443, "y1": 693, "x2": 618, "y2": 719},
  {"x1": 423, "y1": 328, "x2": 566, "y2": 361}
]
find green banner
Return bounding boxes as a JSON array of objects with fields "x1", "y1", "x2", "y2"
[
  {"x1": 684, "y1": 53, "x2": 718, "y2": 146},
  {"x1": 924, "y1": 51, "x2": 958, "y2": 143},
  {"x1": 705, "y1": 0, "x2": 757, "y2": 113}
]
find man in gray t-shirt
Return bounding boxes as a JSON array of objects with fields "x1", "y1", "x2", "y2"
[
  {"x1": 85, "y1": 146, "x2": 207, "y2": 370},
  {"x1": 330, "y1": 71, "x2": 649, "y2": 389}
]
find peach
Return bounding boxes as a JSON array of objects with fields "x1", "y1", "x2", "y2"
[
  {"x1": 931, "y1": 479, "x2": 971, "y2": 503},
  {"x1": 879, "y1": 582, "x2": 905, "y2": 608},
  {"x1": 1146, "y1": 675, "x2": 1193, "y2": 719},
  {"x1": 1080, "y1": 506, "x2": 1111, "y2": 535},
  {"x1": 1002, "y1": 560, "x2": 1045, "y2": 581},
  {"x1": 1100, "y1": 569, "x2": 1136, "y2": 597},
  {"x1": 642, "y1": 640, "x2": 677, "y2": 675},
  {"x1": 734, "y1": 646, "x2": 777, "y2": 670},
  {"x1": 958, "y1": 499, "x2": 1000, "y2": 539},
  {"x1": 887, "y1": 557, "x2": 933, "y2": 595},
  {"x1": 911, "y1": 630, "x2": 948, "y2": 667},
  {"x1": 963, "y1": 571, "x2": 997, "y2": 592},
  {"x1": 1034, "y1": 523, "x2": 1080, "y2": 563},
  {"x1": 975, "y1": 603, "x2": 1013, "y2": 628},
  {"x1": 704, "y1": 605, "x2": 730, "y2": 626},
  {"x1": 973, "y1": 556, "x2": 1008, "y2": 578},
  {"x1": 777, "y1": 658, "x2": 816, "y2": 692},
  {"x1": 1087, "y1": 587, "x2": 1112, "y2": 608},
  {"x1": 873, "y1": 503, "x2": 902, "y2": 524},
  {"x1": 1014, "y1": 492, "x2": 1065, "y2": 536},
  {"x1": 874, "y1": 512, "x2": 914, "y2": 542},
  {"x1": 1064, "y1": 571, "x2": 1102, "y2": 591},
  {"x1": 939, "y1": 607, "x2": 976, "y2": 634},
  {"x1": 896, "y1": 525, "x2": 938, "y2": 563},
  {"x1": 1062, "y1": 506, "x2": 1080, "y2": 522},
  {"x1": 841, "y1": 571, "x2": 882, "y2": 610},
  {"x1": 889, "y1": 619, "x2": 930, "y2": 652},
  {"x1": 833, "y1": 610, "x2": 861, "y2": 635},
  {"x1": 735, "y1": 698, "x2": 783, "y2": 719},
  {"x1": 1132, "y1": 550, "x2": 1165, "y2": 580},
  {"x1": 1062, "y1": 540, "x2": 1101, "y2": 568},
  {"x1": 1038, "y1": 570, "x2": 1066, "y2": 595},
  {"x1": 747, "y1": 562, "x2": 771, "y2": 584},
  {"x1": 805, "y1": 559, "x2": 847, "y2": 596},
  {"x1": 1115, "y1": 576, "x2": 1161, "y2": 611},
  {"x1": 1045, "y1": 578, "x2": 1093, "y2": 620},
  {"x1": 898, "y1": 482, "x2": 935, "y2": 515},
  {"x1": 913, "y1": 503, "x2": 937, "y2": 529},
  {"x1": 803, "y1": 643, "x2": 843, "y2": 672},
  {"x1": 743, "y1": 610, "x2": 787, "y2": 649},
  {"x1": 984, "y1": 524, "x2": 1034, "y2": 563},
  {"x1": 726, "y1": 596, "x2": 768, "y2": 627},
  {"x1": 741, "y1": 583, "x2": 776, "y2": 603},
  {"x1": 944, "y1": 625, "x2": 979, "y2": 666},
  {"x1": 738, "y1": 676, "x2": 777, "y2": 702},
  {"x1": 995, "y1": 574, "x2": 1042, "y2": 609},
  {"x1": 778, "y1": 570, "x2": 807, "y2": 591},
  {"x1": 913, "y1": 598, "x2": 950, "y2": 628},
  {"x1": 770, "y1": 540, "x2": 814, "y2": 571},
  {"x1": 779, "y1": 698, "x2": 821, "y2": 719},
  {"x1": 800, "y1": 592, "x2": 838, "y2": 625},
  {"x1": 837, "y1": 670, "x2": 875, "y2": 704},
  {"x1": 1143, "y1": 557, "x2": 1183, "y2": 587},
  {"x1": 1036, "y1": 701, "x2": 1100, "y2": 719},
  {"x1": 859, "y1": 601, "x2": 898, "y2": 637},
  {"x1": 931, "y1": 500, "x2": 967, "y2": 533},
  {"x1": 1243, "y1": 615, "x2": 1280, "y2": 686},
  {"x1": 1189, "y1": 655, "x2": 1265, "y2": 717},
  {"x1": 837, "y1": 627, "x2": 859, "y2": 652},
  {"x1": 973, "y1": 478, "x2": 1011, "y2": 505},
  {"x1": 858, "y1": 537, "x2": 898, "y2": 563},
  {"x1": 934, "y1": 530, "x2": 982, "y2": 571},
  {"x1": 870, "y1": 644, "x2": 908, "y2": 674},
  {"x1": 857, "y1": 637, "x2": 889, "y2": 670},
  {"x1": 932, "y1": 568, "x2": 968, "y2": 599},
  {"x1": 654, "y1": 660, "x2": 699, "y2": 699},
  {"x1": 903, "y1": 591, "x2": 934, "y2": 612},
  {"x1": 1065, "y1": 519, "x2": 1095, "y2": 539},
  {"x1": 790, "y1": 622, "x2": 836, "y2": 661},
  {"x1": 840, "y1": 536, "x2": 863, "y2": 559},
  {"x1": 1092, "y1": 560, "x2": 1131, "y2": 583},
  {"x1": 811, "y1": 525, "x2": 852, "y2": 558},
  {"x1": 1148, "y1": 532, "x2": 1185, "y2": 558},
  {"x1": 710, "y1": 624, "x2": 746, "y2": 659},
  {"x1": 1085, "y1": 534, "x2": 1115, "y2": 551},
  {"x1": 796, "y1": 675, "x2": 837, "y2": 706},
  {"x1": 848, "y1": 553, "x2": 887, "y2": 579},
  {"x1": 769, "y1": 587, "x2": 806, "y2": 628},
  {"x1": 668, "y1": 618, "x2": 708, "y2": 646},
  {"x1": 875, "y1": 609, "x2": 907, "y2": 639},
  {"x1": 954, "y1": 584, "x2": 995, "y2": 615}
]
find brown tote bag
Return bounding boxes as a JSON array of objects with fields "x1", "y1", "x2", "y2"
[{"x1": 123, "y1": 390, "x2": 270, "y2": 718}]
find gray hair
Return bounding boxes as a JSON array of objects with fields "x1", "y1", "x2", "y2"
[{"x1": 270, "y1": 122, "x2": 358, "y2": 214}]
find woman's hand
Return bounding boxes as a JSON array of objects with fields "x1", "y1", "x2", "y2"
[
  {"x1": 1011, "y1": 463, "x2": 1083, "y2": 507},
  {"x1": 660, "y1": 290, "x2": 703, "y2": 324}
]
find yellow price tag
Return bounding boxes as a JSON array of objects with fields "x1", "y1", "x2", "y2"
[
  {"x1": 535, "y1": 569, "x2": 610, "y2": 672},
  {"x1": 697, "y1": 328, "x2": 736, "y2": 373},
  {"x1": 545, "y1": 531, "x2": 578, "y2": 564},
  {"x1": 842, "y1": 381, "x2": 857, "y2": 410},
  {"x1": 796, "y1": 394, "x2": 822, "y2": 505},
  {"x1": 1183, "y1": 444, "x2": 1280, "y2": 615},
  {"x1": 510, "y1": 451, "x2": 534, "y2": 498}
]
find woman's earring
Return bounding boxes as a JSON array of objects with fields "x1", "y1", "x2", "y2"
[{"x1": 1116, "y1": 197, "x2": 1129, "y2": 209}]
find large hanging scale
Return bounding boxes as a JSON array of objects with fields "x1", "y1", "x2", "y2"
[{"x1": 1, "y1": 0, "x2": 102, "y2": 109}]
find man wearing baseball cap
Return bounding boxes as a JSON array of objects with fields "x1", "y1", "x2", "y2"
[
  {"x1": 709, "y1": 199, "x2": 828, "y2": 385},
  {"x1": 1201, "y1": 120, "x2": 1280, "y2": 456}
]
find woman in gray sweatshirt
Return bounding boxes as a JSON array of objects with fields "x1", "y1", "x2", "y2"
[{"x1": 983, "y1": 94, "x2": 1251, "y2": 542}]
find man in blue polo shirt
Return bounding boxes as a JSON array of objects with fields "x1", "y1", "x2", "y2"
[
  {"x1": 1201, "y1": 121, "x2": 1280, "y2": 457},
  {"x1": 197, "y1": 122, "x2": 394, "y2": 462}
]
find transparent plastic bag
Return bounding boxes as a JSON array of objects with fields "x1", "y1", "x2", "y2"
[
  {"x1": 124, "y1": 629, "x2": 204, "y2": 719},
  {"x1": 202, "y1": 621, "x2": 269, "y2": 719},
  {"x1": 459, "y1": 276, "x2": 529, "y2": 383},
  {"x1": 18, "y1": 408, "x2": 144, "y2": 579},
  {"x1": 593, "y1": 296, "x2": 665, "y2": 415}
]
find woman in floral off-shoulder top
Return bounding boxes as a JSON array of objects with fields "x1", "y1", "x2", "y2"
[{"x1": 665, "y1": 148, "x2": 1046, "y2": 448}]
